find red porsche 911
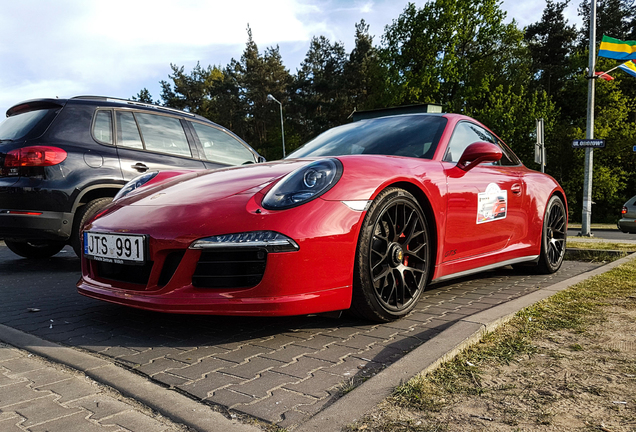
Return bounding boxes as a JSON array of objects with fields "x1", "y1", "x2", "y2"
[{"x1": 77, "y1": 112, "x2": 567, "y2": 322}]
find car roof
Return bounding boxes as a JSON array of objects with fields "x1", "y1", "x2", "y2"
[{"x1": 6, "y1": 96, "x2": 212, "y2": 124}]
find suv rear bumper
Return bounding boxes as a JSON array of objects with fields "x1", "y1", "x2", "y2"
[
  {"x1": 0, "y1": 210, "x2": 73, "y2": 241},
  {"x1": 618, "y1": 217, "x2": 636, "y2": 234}
]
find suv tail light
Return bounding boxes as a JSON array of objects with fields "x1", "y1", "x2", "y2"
[
  {"x1": 622, "y1": 206, "x2": 628, "y2": 215},
  {"x1": 3, "y1": 146, "x2": 67, "y2": 168}
]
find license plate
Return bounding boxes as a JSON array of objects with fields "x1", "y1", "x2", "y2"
[{"x1": 84, "y1": 231, "x2": 146, "y2": 264}]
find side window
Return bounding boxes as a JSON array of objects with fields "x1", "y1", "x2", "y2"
[
  {"x1": 135, "y1": 113, "x2": 192, "y2": 158},
  {"x1": 444, "y1": 122, "x2": 496, "y2": 163},
  {"x1": 116, "y1": 111, "x2": 143, "y2": 149},
  {"x1": 93, "y1": 110, "x2": 113, "y2": 144},
  {"x1": 191, "y1": 122, "x2": 255, "y2": 165}
]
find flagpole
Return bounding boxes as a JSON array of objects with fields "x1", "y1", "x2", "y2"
[
  {"x1": 581, "y1": 0, "x2": 596, "y2": 237},
  {"x1": 601, "y1": 63, "x2": 624, "y2": 74}
]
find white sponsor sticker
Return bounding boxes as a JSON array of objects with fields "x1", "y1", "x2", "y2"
[{"x1": 477, "y1": 183, "x2": 507, "y2": 224}]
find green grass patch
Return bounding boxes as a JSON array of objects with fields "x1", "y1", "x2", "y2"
[
  {"x1": 567, "y1": 241, "x2": 636, "y2": 252},
  {"x1": 567, "y1": 223, "x2": 618, "y2": 230},
  {"x1": 390, "y1": 259, "x2": 636, "y2": 410}
]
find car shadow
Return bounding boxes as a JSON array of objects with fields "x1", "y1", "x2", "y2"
[{"x1": 0, "y1": 245, "x2": 80, "y2": 274}]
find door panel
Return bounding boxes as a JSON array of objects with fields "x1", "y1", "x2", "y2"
[
  {"x1": 443, "y1": 165, "x2": 524, "y2": 262},
  {"x1": 441, "y1": 120, "x2": 526, "y2": 262}
]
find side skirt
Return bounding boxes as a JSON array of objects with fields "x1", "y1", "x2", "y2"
[{"x1": 430, "y1": 255, "x2": 539, "y2": 285}]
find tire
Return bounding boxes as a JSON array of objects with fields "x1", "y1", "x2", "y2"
[
  {"x1": 536, "y1": 195, "x2": 567, "y2": 274},
  {"x1": 71, "y1": 197, "x2": 113, "y2": 257},
  {"x1": 4, "y1": 240, "x2": 65, "y2": 259},
  {"x1": 351, "y1": 188, "x2": 431, "y2": 322}
]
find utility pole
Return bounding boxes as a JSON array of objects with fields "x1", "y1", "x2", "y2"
[{"x1": 581, "y1": 0, "x2": 596, "y2": 237}]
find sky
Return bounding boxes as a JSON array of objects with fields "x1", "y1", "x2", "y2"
[{"x1": 0, "y1": 0, "x2": 582, "y2": 117}]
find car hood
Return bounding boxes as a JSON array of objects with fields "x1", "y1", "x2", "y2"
[{"x1": 124, "y1": 159, "x2": 313, "y2": 207}]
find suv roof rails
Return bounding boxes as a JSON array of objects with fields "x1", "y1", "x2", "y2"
[{"x1": 71, "y1": 95, "x2": 198, "y2": 118}]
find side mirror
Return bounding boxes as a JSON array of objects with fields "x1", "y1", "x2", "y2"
[
  {"x1": 457, "y1": 142, "x2": 502, "y2": 171},
  {"x1": 257, "y1": 155, "x2": 267, "y2": 163}
]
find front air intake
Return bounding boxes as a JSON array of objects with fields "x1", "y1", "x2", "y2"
[{"x1": 192, "y1": 249, "x2": 267, "y2": 288}]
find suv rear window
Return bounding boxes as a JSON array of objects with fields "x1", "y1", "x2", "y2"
[{"x1": 0, "y1": 108, "x2": 57, "y2": 141}]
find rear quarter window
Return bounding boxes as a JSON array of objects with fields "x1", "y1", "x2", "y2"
[{"x1": 93, "y1": 110, "x2": 114, "y2": 144}]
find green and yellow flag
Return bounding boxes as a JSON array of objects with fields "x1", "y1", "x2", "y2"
[{"x1": 599, "y1": 35, "x2": 636, "y2": 60}]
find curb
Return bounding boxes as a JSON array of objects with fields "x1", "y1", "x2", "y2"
[
  {"x1": 565, "y1": 248, "x2": 627, "y2": 260},
  {"x1": 0, "y1": 324, "x2": 260, "y2": 432},
  {"x1": 295, "y1": 252, "x2": 636, "y2": 432}
]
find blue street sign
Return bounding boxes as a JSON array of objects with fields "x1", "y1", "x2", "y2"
[{"x1": 572, "y1": 139, "x2": 605, "y2": 148}]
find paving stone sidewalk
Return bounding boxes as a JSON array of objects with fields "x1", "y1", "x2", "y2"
[
  {"x1": 0, "y1": 241, "x2": 601, "y2": 430},
  {"x1": 0, "y1": 342, "x2": 186, "y2": 432},
  {"x1": 2, "y1": 240, "x2": 612, "y2": 429}
]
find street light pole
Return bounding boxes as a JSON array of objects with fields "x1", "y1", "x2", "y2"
[
  {"x1": 267, "y1": 94, "x2": 286, "y2": 158},
  {"x1": 581, "y1": 0, "x2": 596, "y2": 236}
]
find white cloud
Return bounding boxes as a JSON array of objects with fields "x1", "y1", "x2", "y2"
[{"x1": 88, "y1": 0, "x2": 311, "y2": 46}]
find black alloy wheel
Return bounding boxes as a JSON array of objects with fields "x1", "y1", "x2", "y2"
[
  {"x1": 537, "y1": 195, "x2": 567, "y2": 274},
  {"x1": 352, "y1": 188, "x2": 430, "y2": 322}
]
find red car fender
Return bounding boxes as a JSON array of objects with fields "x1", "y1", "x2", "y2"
[{"x1": 321, "y1": 155, "x2": 449, "y2": 271}]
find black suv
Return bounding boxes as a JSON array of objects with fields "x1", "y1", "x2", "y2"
[{"x1": 0, "y1": 96, "x2": 262, "y2": 259}]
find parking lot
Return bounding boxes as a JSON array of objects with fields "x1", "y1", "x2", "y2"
[{"x1": 0, "y1": 242, "x2": 600, "y2": 429}]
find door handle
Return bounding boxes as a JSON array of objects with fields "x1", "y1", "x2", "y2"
[
  {"x1": 511, "y1": 183, "x2": 522, "y2": 195},
  {"x1": 132, "y1": 163, "x2": 149, "y2": 172}
]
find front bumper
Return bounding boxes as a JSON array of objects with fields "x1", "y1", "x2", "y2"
[{"x1": 77, "y1": 197, "x2": 365, "y2": 316}]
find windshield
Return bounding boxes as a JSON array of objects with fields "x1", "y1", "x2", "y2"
[
  {"x1": 0, "y1": 108, "x2": 57, "y2": 141},
  {"x1": 288, "y1": 115, "x2": 447, "y2": 159}
]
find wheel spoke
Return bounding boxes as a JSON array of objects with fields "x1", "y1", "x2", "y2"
[
  {"x1": 376, "y1": 272, "x2": 396, "y2": 305},
  {"x1": 401, "y1": 211, "x2": 418, "y2": 242},
  {"x1": 372, "y1": 264, "x2": 391, "y2": 282},
  {"x1": 398, "y1": 208, "x2": 415, "y2": 239},
  {"x1": 406, "y1": 242, "x2": 427, "y2": 255},
  {"x1": 385, "y1": 207, "x2": 397, "y2": 240},
  {"x1": 403, "y1": 267, "x2": 425, "y2": 288},
  {"x1": 374, "y1": 219, "x2": 389, "y2": 242},
  {"x1": 393, "y1": 269, "x2": 405, "y2": 308},
  {"x1": 371, "y1": 244, "x2": 389, "y2": 263}
]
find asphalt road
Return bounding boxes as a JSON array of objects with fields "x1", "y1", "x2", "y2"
[{"x1": 0, "y1": 242, "x2": 601, "y2": 429}]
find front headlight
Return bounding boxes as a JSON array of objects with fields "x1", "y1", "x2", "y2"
[
  {"x1": 114, "y1": 171, "x2": 158, "y2": 201},
  {"x1": 262, "y1": 159, "x2": 343, "y2": 210}
]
